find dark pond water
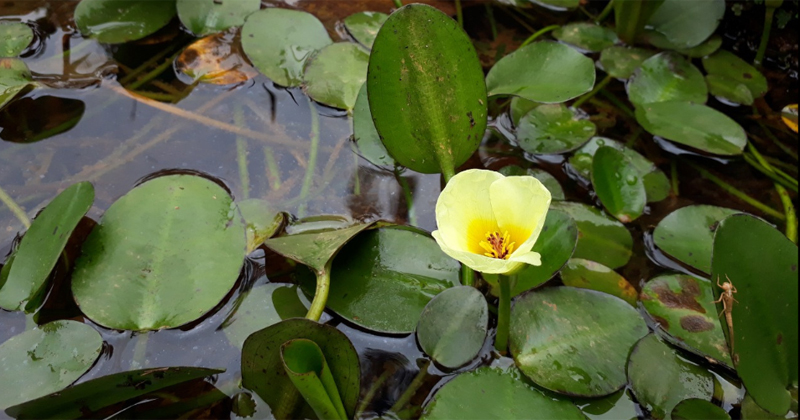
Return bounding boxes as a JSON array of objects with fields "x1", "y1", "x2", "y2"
[{"x1": 0, "y1": 0, "x2": 797, "y2": 419}]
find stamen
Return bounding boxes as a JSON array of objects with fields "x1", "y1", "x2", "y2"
[{"x1": 479, "y1": 230, "x2": 516, "y2": 259}]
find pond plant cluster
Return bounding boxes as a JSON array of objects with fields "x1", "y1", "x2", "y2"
[{"x1": 0, "y1": 0, "x2": 798, "y2": 419}]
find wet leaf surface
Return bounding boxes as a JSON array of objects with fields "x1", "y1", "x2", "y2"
[
  {"x1": 671, "y1": 398, "x2": 730, "y2": 420},
  {"x1": 237, "y1": 200, "x2": 283, "y2": 253},
  {"x1": 599, "y1": 46, "x2": 655, "y2": 79},
  {"x1": 0, "y1": 320, "x2": 103, "y2": 410},
  {"x1": 516, "y1": 103, "x2": 596, "y2": 155},
  {"x1": 591, "y1": 146, "x2": 647, "y2": 223},
  {"x1": 0, "y1": 58, "x2": 34, "y2": 111},
  {"x1": 304, "y1": 42, "x2": 369, "y2": 111},
  {"x1": 553, "y1": 23, "x2": 619, "y2": 53},
  {"x1": 645, "y1": 0, "x2": 725, "y2": 49},
  {"x1": 265, "y1": 222, "x2": 371, "y2": 275},
  {"x1": 220, "y1": 283, "x2": 308, "y2": 349},
  {"x1": 569, "y1": 137, "x2": 655, "y2": 179},
  {"x1": 416, "y1": 286, "x2": 487, "y2": 369},
  {"x1": 72, "y1": 175, "x2": 246, "y2": 331},
  {"x1": 644, "y1": 169, "x2": 671, "y2": 203},
  {"x1": 626, "y1": 52, "x2": 707, "y2": 107},
  {"x1": 560, "y1": 258, "x2": 637, "y2": 306},
  {"x1": 510, "y1": 287, "x2": 648, "y2": 397},
  {"x1": 0, "y1": 22, "x2": 33, "y2": 57},
  {"x1": 176, "y1": 0, "x2": 259, "y2": 36},
  {"x1": 74, "y1": 0, "x2": 177, "y2": 44},
  {"x1": 673, "y1": 35, "x2": 723, "y2": 58},
  {"x1": 574, "y1": 389, "x2": 639, "y2": 420},
  {"x1": 352, "y1": 83, "x2": 394, "y2": 167},
  {"x1": 703, "y1": 50, "x2": 768, "y2": 106},
  {"x1": 175, "y1": 31, "x2": 258, "y2": 85},
  {"x1": 343, "y1": 12, "x2": 388, "y2": 49},
  {"x1": 550, "y1": 201, "x2": 633, "y2": 269}
]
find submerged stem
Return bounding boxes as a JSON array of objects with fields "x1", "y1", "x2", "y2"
[
  {"x1": 297, "y1": 100, "x2": 320, "y2": 217},
  {"x1": 573, "y1": 75, "x2": 612, "y2": 109},
  {"x1": 596, "y1": 0, "x2": 615, "y2": 22},
  {"x1": 755, "y1": 5, "x2": 776, "y2": 65},
  {"x1": 390, "y1": 359, "x2": 431, "y2": 414},
  {"x1": 776, "y1": 184, "x2": 797, "y2": 243},
  {"x1": 495, "y1": 274, "x2": 511, "y2": 355},
  {"x1": 395, "y1": 169, "x2": 418, "y2": 227},
  {"x1": 670, "y1": 160, "x2": 680, "y2": 196},
  {"x1": 234, "y1": 106, "x2": 250, "y2": 199},
  {"x1": 686, "y1": 161, "x2": 785, "y2": 220},
  {"x1": 0, "y1": 185, "x2": 30, "y2": 229},
  {"x1": 305, "y1": 269, "x2": 330, "y2": 322},
  {"x1": 520, "y1": 25, "x2": 559, "y2": 48}
]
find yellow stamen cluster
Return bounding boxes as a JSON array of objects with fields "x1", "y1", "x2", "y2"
[{"x1": 479, "y1": 230, "x2": 515, "y2": 260}]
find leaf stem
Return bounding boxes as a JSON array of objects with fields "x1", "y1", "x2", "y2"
[
  {"x1": 573, "y1": 75, "x2": 612, "y2": 109},
  {"x1": 390, "y1": 359, "x2": 431, "y2": 414},
  {"x1": 395, "y1": 169, "x2": 418, "y2": 226},
  {"x1": 126, "y1": 49, "x2": 183, "y2": 91},
  {"x1": 234, "y1": 106, "x2": 250, "y2": 199},
  {"x1": 755, "y1": 5, "x2": 776, "y2": 65},
  {"x1": 776, "y1": 184, "x2": 797, "y2": 243},
  {"x1": 392, "y1": 0, "x2": 402, "y2": 8},
  {"x1": 297, "y1": 100, "x2": 320, "y2": 217},
  {"x1": 596, "y1": 0, "x2": 615, "y2": 22},
  {"x1": 455, "y1": 0, "x2": 463, "y2": 27},
  {"x1": 306, "y1": 269, "x2": 330, "y2": 322},
  {"x1": 670, "y1": 160, "x2": 680, "y2": 196},
  {"x1": 461, "y1": 265, "x2": 475, "y2": 287},
  {"x1": 356, "y1": 364, "x2": 396, "y2": 417},
  {"x1": 598, "y1": 89, "x2": 635, "y2": 119},
  {"x1": 0, "y1": 185, "x2": 30, "y2": 229},
  {"x1": 495, "y1": 274, "x2": 511, "y2": 355},
  {"x1": 485, "y1": 4, "x2": 498, "y2": 40},
  {"x1": 520, "y1": 25, "x2": 560, "y2": 48}
]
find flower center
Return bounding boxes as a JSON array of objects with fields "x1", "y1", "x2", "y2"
[{"x1": 479, "y1": 230, "x2": 516, "y2": 260}]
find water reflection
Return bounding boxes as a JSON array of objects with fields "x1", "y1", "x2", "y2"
[{"x1": 0, "y1": 94, "x2": 85, "y2": 143}]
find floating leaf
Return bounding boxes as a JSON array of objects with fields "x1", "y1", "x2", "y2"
[
  {"x1": 569, "y1": 137, "x2": 654, "y2": 179},
  {"x1": 510, "y1": 287, "x2": 648, "y2": 397},
  {"x1": 299, "y1": 227, "x2": 460, "y2": 334},
  {"x1": 516, "y1": 103, "x2": 596, "y2": 155},
  {"x1": 0, "y1": 320, "x2": 103, "y2": 410},
  {"x1": 671, "y1": 398, "x2": 730, "y2": 420},
  {"x1": 550, "y1": 201, "x2": 633, "y2": 269},
  {"x1": 74, "y1": 0, "x2": 177, "y2": 44},
  {"x1": 416, "y1": 286, "x2": 488, "y2": 369},
  {"x1": 641, "y1": 274, "x2": 732, "y2": 366},
  {"x1": 653, "y1": 205, "x2": 741, "y2": 274},
  {"x1": 421, "y1": 366, "x2": 585, "y2": 419},
  {"x1": 0, "y1": 22, "x2": 33, "y2": 57},
  {"x1": 628, "y1": 334, "x2": 715, "y2": 419},
  {"x1": 176, "y1": 0, "x2": 259, "y2": 36},
  {"x1": 486, "y1": 41, "x2": 595, "y2": 104},
  {"x1": 484, "y1": 209, "x2": 577, "y2": 297},
  {"x1": 237, "y1": 199, "x2": 283, "y2": 253},
  {"x1": 740, "y1": 393, "x2": 789, "y2": 420},
  {"x1": 711, "y1": 215, "x2": 798, "y2": 416},
  {"x1": 352, "y1": 83, "x2": 394, "y2": 167},
  {"x1": 560, "y1": 259, "x2": 637, "y2": 306},
  {"x1": 241, "y1": 8, "x2": 332, "y2": 87},
  {"x1": 281, "y1": 339, "x2": 348, "y2": 420},
  {"x1": 592, "y1": 146, "x2": 647, "y2": 223},
  {"x1": 614, "y1": 0, "x2": 664, "y2": 45},
  {"x1": 241, "y1": 318, "x2": 360, "y2": 420},
  {"x1": 497, "y1": 165, "x2": 565, "y2": 200},
  {"x1": 5, "y1": 367, "x2": 224, "y2": 419},
  {"x1": 782, "y1": 104, "x2": 798, "y2": 133},
  {"x1": 1, "y1": 58, "x2": 35, "y2": 111},
  {"x1": 175, "y1": 31, "x2": 258, "y2": 85},
  {"x1": 553, "y1": 23, "x2": 619, "y2": 53},
  {"x1": 635, "y1": 101, "x2": 747, "y2": 156},
  {"x1": 703, "y1": 50, "x2": 768, "y2": 106},
  {"x1": 575, "y1": 389, "x2": 640, "y2": 420},
  {"x1": 0, "y1": 182, "x2": 94, "y2": 312},
  {"x1": 509, "y1": 96, "x2": 539, "y2": 126},
  {"x1": 599, "y1": 46, "x2": 655, "y2": 79},
  {"x1": 644, "y1": 169, "x2": 671, "y2": 203},
  {"x1": 675, "y1": 34, "x2": 722, "y2": 58},
  {"x1": 368, "y1": 4, "x2": 487, "y2": 175},
  {"x1": 343, "y1": 12, "x2": 388, "y2": 49},
  {"x1": 220, "y1": 283, "x2": 307, "y2": 349},
  {"x1": 72, "y1": 175, "x2": 246, "y2": 331},
  {"x1": 304, "y1": 43, "x2": 368, "y2": 111},
  {"x1": 626, "y1": 52, "x2": 707, "y2": 107},
  {"x1": 265, "y1": 222, "x2": 371, "y2": 275},
  {"x1": 645, "y1": 0, "x2": 725, "y2": 49}
]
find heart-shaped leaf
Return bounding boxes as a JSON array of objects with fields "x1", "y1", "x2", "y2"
[
  {"x1": 352, "y1": 83, "x2": 394, "y2": 167},
  {"x1": 304, "y1": 43, "x2": 368, "y2": 111},
  {"x1": 644, "y1": 0, "x2": 725, "y2": 49},
  {"x1": 560, "y1": 258, "x2": 637, "y2": 306},
  {"x1": 176, "y1": 0, "x2": 260, "y2": 36},
  {"x1": 0, "y1": 22, "x2": 33, "y2": 57},
  {"x1": 265, "y1": 223, "x2": 371, "y2": 275},
  {"x1": 553, "y1": 23, "x2": 619, "y2": 53},
  {"x1": 368, "y1": 4, "x2": 487, "y2": 176},
  {"x1": 1, "y1": 58, "x2": 35, "y2": 111},
  {"x1": 703, "y1": 50, "x2": 768, "y2": 106},
  {"x1": 550, "y1": 201, "x2": 633, "y2": 269},
  {"x1": 516, "y1": 104, "x2": 596, "y2": 155},
  {"x1": 592, "y1": 146, "x2": 647, "y2": 223},
  {"x1": 671, "y1": 398, "x2": 730, "y2": 420},
  {"x1": 74, "y1": 0, "x2": 177, "y2": 44},
  {"x1": 599, "y1": 46, "x2": 656, "y2": 79},
  {"x1": 510, "y1": 287, "x2": 648, "y2": 397},
  {"x1": 626, "y1": 52, "x2": 707, "y2": 107},
  {"x1": 416, "y1": 286, "x2": 487, "y2": 369},
  {"x1": 486, "y1": 41, "x2": 595, "y2": 104},
  {"x1": 344, "y1": 12, "x2": 388, "y2": 49}
]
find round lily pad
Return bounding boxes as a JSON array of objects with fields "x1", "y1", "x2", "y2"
[
  {"x1": 241, "y1": 8, "x2": 332, "y2": 87},
  {"x1": 644, "y1": 0, "x2": 725, "y2": 50},
  {"x1": 628, "y1": 334, "x2": 715, "y2": 419},
  {"x1": 344, "y1": 12, "x2": 388, "y2": 49},
  {"x1": 641, "y1": 274, "x2": 732, "y2": 366},
  {"x1": 560, "y1": 258, "x2": 637, "y2": 306},
  {"x1": 516, "y1": 103, "x2": 596, "y2": 155},
  {"x1": 220, "y1": 283, "x2": 308, "y2": 349},
  {"x1": 486, "y1": 41, "x2": 596, "y2": 104},
  {"x1": 703, "y1": 50, "x2": 768, "y2": 106},
  {"x1": 550, "y1": 201, "x2": 633, "y2": 269},
  {"x1": 553, "y1": 23, "x2": 619, "y2": 53},
  {"x1": 592, "y1": 146, "x2": 647, "y2": 223},
  {"x1": 510, "y1": 287, "x2": 648, "y2": 397},
  {"x1": 74, "y1": 0, "x2": 177, "y2": 44},
  {"x1": 304, "y1": 42, "x2": 369, "y2": 111},
  {"x1": 569, "y1": 137, "x2": 655, "y2": 179},
  {"x1": 0, "y1": 320, "x2": 103, "y2": 410},
  {"x1": 675, "y1": 35, "x2": 722, "y2": 58},
  {"x1": 497, "y1": 165, "x2": 565, "y2": 200},
  {"x1": 599, "y1": 46, "x2": 655, "y2": 79},
  {"x1": 0, "y1": 22, "x2": 33, "y2": 57},
  {"x1": 72, "y1": 175, "x2": 246, "y2": 331},
  {"x1": 653, "y1": 205, "x2": 741, "y2": 274},
  {"x1": 301, "y1": 227, "x2": 460, "y2": 334},
  {"x1": 644, "y1": 169, "x2": 671, "y2": 203},
  {"x1": 177, "y1": 0, "x2": 260, "y2": 36},
  {"x1": 626, "y1": 52, "x2": 707, "y2": 107},
  {"x1": 421, "y1": 367, "x2": 585, "y2": 419},
  {"x1": 352, "y1": 83, "x2": 394, "y2": 167},
  {"x1": 416, "y1": 286, "x2": 488, "y2": 369},
  {"x1": 509, "y1": 96, "x2": 539, "y2": 126},
  {"x1": 635, "y1": 101, "x2": 747, "y2": 156},
  {"x1": 672, "y1": 399, "x2": 730, "y2": 420},
  {"x1": 1, "y1": 57, "x2": 35, "y2": 111},
  {"x1": 575, "y1": 389, "x2": 640, "y2": 420}
]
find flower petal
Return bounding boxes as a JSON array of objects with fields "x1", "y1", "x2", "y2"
[
  {"x1": 490, "y1": 175, "x2": 552, "y2": 256},
  {"x1": 508, "y1": 250, "x2": 542, "y2": 266},
  {"x1": 433, "y1": 231, "x2": 524, "y2": 275},
  {"x1": 435, "y1": 169, "x2": 503, "y2": 253}
]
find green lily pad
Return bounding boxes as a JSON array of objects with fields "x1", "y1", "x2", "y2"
[
  {"x1": 560, "y1": 259, "x2": 638, "y2": 306},
  {"x1": 237, "y1": 200, "x2": 284, "y2": 253},
  {"x1": 0, "y1": 182, "x2": 93, "y2": 312},
  {"x1": 352, "y1": 83, "x2": 394, "y2": 167},
  {"x1": 740, "y1": 393, "x2": 791, "y2": 420},
  {"x1": 176, "y1": 0, "x2": 259, "y2": 36},
  {"x1": 509, "y1": 96, "x2": 539, "y2": 126},
  {"x1": 299, "y1": 227, "x2": 460, "y2": 334},
  {"x1": 671, "y1": 398, "x2": 730, "y2": 420},
  {"x1": 0, "y1": 320, "x2": 103, "y2": 410},
  {"x1": 553, "y1": 23, "x2": 619, "y2": 53},
  {"x1": 421, "y1": 366, "x2": 585, "y2": 419},
  {"x1": 653, "y1": 205, "x2": 741, "y2": 274},
  {"x1": 368, "y1": 4, "x2": 487, "y2": 176},
  {"x1": 635, "y1": 101, "x2": 747, "y2": 156},
  {"x1": 644, "y1": 169, "x2": 671, "y2": 203},
  {"x1": 575, "y1": 389, "x2": 640, "y2": 420},
  {"x1": 550, "y1": 201, "x2": 633, "y2": 269},
  {"x1": 510, "y1": 287, "x2": 648, "y2": 397},
  {"x1": 641, "y1": 274, "x2": 732, "y2": 366},
  {"x1": 711, "y1": 215, "x2": 798, "y2": 416},
  {"x1": 241, "y1": 8, "x2": 332, "y2": 87},
  {"x1": 220, "y1": 283, "x2": 308, "y2": 349},
  {"x1": 343, "y1": 12, "x2": 388, "y2": 49},
  {"x1": 304, "y1": 43, "x2": 368, "y2": 111},
  {"x1": 72, "y1": 175, "x2": 246, "y2": 331},
  {"x1": 569, "y1": 137, "x2": 655, "y2": 178},
  {"x1": 645, "y1": 0, "x2": 725, "y2": 49},
  {"x1": 497, "y1": 165, "x2": 565, "y2": 200},
  {"x1": 5, "y1": 367, "x2": 224, "y2": 419},
  {"x1": 626, "y1": 52, "x2": 707, "y2": 107},
  {"x1": 74, "y1": 0, "x2": 177, "y2": 44},
  {"x1": 1, "y1": 58, "x2": 35, "y2": 111},
  {"x1": 416, "y1": 286, "x2": 488, "y2": 369},
  {"x1": 0, "y1": 22, "x2": 33, "y2": 57},
  {"x1": 241, "y1": 318, "x2": 360, "y2": 420},
  {"x1": 592, "y1": 146, "x2": 647, "y2": 223},
  {"x1": 675, "y1": 35, "x2": 723, "y2": 58},
  {"x1": 628, "y1": 334, "x2": 715, "y2": 419},
  {"x1": 487, "y1": 41, "x2": 595, "y2": 104},
  {"x1": 281, "y1": 339, "x2": 348, "y2": 420},
  {"x1": 599, "y1": 46, "x2": 656, "y2": 79},
  {"x1": 516, "y1": 103, "x2": 596, "y2": 155},
  {"x1": 702, "y1": 50, "x2": 768, "y2": 106},
  {"x1": 484, "y1": 209, "x2": 577, "y2": 297},
  {"x1": 265, "y1": 222, "x2": 371, "y2": 276}
]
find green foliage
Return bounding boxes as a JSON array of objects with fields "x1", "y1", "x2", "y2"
[
  {"x1": 592, "y1": 146, "x2": 647, "y2": 223},
  {"x1": 304, "y1": 43, "x2": 369, "y2": 111},
  {"x1": 553, "y1": 23, "x2": 619, "y2": 52},
  {"x1": 560, "y1": 258, "x2": 638, "y2": 306},
  {"x1": 0, "y1": 58, "x2": 35, "y2": 111},
  {"x1": 671, "y1": 398, "x2": 731, "y2": 420},
  {"x1": 626, "y1": 52, "x2": 707, "y2": 107},
  {"x1": 703, "y1": 50, "x2": 768, "y2": 105},
  {"x1": 74, "y1": 0, "x2": 176, "y2": 44},
  {"x1": 0, "y1": 22, "x2": 33, "y2": 57},
  {"x1": 343, "y1": 12, "x2": 388, "y2": 48},
  {"x1": 516, "y1": 104, "x2": 597, "y2": 155},
  {"x1": 599, "y1": 46, "x2": 655, "y2": 79},
  {"x1": 644, "y1": 0, "x2": 725, "y2": 49},
  {"x1": 176, "y1": 0, "x2": 259, "y2": 36},
  {"x1": 352, "y1": 83, "x2": 394, "y2": 167},
  {"x1": 281, "y1": 339, "x2": 349, "y2": 420},
  {"x1": 551, "y1": 201, "x2": 633, "y2": 269}
]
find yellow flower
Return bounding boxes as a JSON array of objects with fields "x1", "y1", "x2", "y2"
[{"x1": 432, "y1": 169, "x2": 552, "y2": 275}]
